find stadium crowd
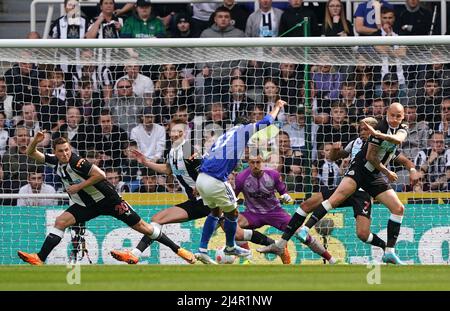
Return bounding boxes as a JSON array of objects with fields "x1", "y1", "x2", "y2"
[{"x1": 1, "y1": 0, "x2": 450, "y2": 206}]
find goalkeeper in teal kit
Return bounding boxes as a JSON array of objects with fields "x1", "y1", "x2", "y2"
[{"x1": 195, "y1": 99, "x2": 285, "y2": 263}]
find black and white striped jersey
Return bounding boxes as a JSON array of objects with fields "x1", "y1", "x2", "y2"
[
  {"x1": 354, "y1": 118, "x2": 408, "y2": 175},
  {"x1": 44, "y1": 153, "x2": 120, "y2": 207},
  {"x1": 167, "y1": 140, "x2": 201, "y2": 200},
  {"x1": 414, "y1": 148, "x2": 450, "y2": 183},
  {"x1": 317, "y1": 159, "x2": 340, "y2": 188},
  {"x1": 344, "y1": 137, "x2": 364, "y2": 161}
]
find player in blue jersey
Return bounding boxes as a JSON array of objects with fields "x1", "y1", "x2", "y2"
[{"x1": 195, "y1": 99, "x2": 286, "y2": 263}]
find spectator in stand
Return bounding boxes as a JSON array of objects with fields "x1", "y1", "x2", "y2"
[
  {"x1": 154, "y1": 64, "x2": 192, "y2": 108},
  {"x1": 0, "y1": 165, "x2": 16, "y2": 206},
  {"x1": 203, "y1": 102, "x2": 230, "y2": 140},
  {"x1": 52, "y1": 66, "x2": 74, "y2": 105},
  {"x1": 130, "y1": 106, "x2": 166, "y2": 162},
  {"x1": 246, "y1": 0, "x2": 283, "y2": 37},
  {"x1": 1, "y1": 126, "x2": 39, "y2": 191},
  {"x1": 282, "y1": 106, "x2": 305, "y2": 151},
  {"x1": 92, "y1": 109, "x2": 129, "y2": 168},
  {"x1": 71, "y1": 49, "x2": 113, "y2": 100},
  {"x1": 134, "y1": 168, "x2": 166, "y2": 193},
  {"x1": 17, "y1": 168, "x2": 58, "y2": 207},
  {"x1": 370, "y1": 97, "x2": 387, "y2": 121},
  {"x1": 249, "y1": 104, "x2": 265, "y2": 123},
  {"x1": 151, "y1": 3, "x2": 190, "y2": 32},
  {"x1": 279, "y1": 0, "x2": 320, "y2": 37},
  {"x1": 191, "y1": 3, "x2": 220, "y2": 37},
  {"x1": 354, "y1": 0, "x2": 394, "y2": 36},
  {"x1": 397, "y1": 0, "x2": 437, "y2": 36},
  {"x1": 314, "y1": 143, "x2": 341, "y2": 190},
  {"x1": 49, "y1": 0, "x2": 89, "y2": 39},
  {"x1": 262, "y1": 78, "x2": 286, "y2": 124},
  {"x1": 120, "y1": 0, "x2": 165, "y2": 38},
  {"x1": 414, "y1": 131, "x2": 450, "y2": 191},
  {"x1": 336, "y1": 79, "x2": 366, "y2": 124},
  {"x1": 4, "y1": 55, "x2": 39, "y2": 112},
  {"x1": 438, "y1": 97, "x2": 450, "y2": 146},
  {"x1": 277, "y1": 63, "x2": 302, "y2": 108},
  {"x1": 171, "y1": 13, "x2": 195, "y2": 38},
  {"x1": 413, "y1": 62, "x2": 450, "y2": 91},
  {"x1": 274, "y1": 131, "x2": 304, "y2": 187},
  {"x1": 32, "y1": 73, "x2": 66, "y2": 134},
  {"x1": 200, "y1": 6, "x2": 245, "y2": 38},
  {"x1": 108, "y1": 78, "x2": 146, "y2": 133},
  {"x1": 376, "y1": 72, "x2": 406, "y2": 104},
  {"x1": 152, "y1": 81, "x2": 180, "y2": 126},
  {"x1": 115, "y1": 63, "x2": 154, "y2": 103},
  {"x1": 198, "y1": 7, "x2": 245, "y2": 103},
  {"x1": 73, "y1": 78, "x2": 104, "y2": 126},
  {"x1": 312, "y1": 63, "x2": 342, "y2": 101},
  {"x1": 322, "y1": 0, "x2": 354, "y2": 36},
  {"x1": 105, "y1": 167, "x2": 130, "y2": 193},
  {"x1": 374, "y1": 7, "x2": 408, "y2": 93},
  {"x1": 85, "y1": 0, "x2": 123, "y2": 39},
  {"x1": 222, "y1": 78, "x2": 254, "y2": 124},
  {"x1": 354, "y1": 65, "x2": 375, "y2": 101},
  {"x1": 52, "y1": 106, "x2": 92, "y2": 156},
  {"x1": 15, "y1": 103, "x2": 49, "y2": 146},
  {"x1": 220, "y1": 0, "x2": 250, "y2": 32},
  {"x1": 316, "y1": 101, "x2": 357, "y2": 146},
  {"x1": 0, "y1": 77, "x2": 14, "y2": 121},
  {"x1": 0, "y1": 112, "x2": 9, "y2": 156},
  {"x1": 400, "y1": 102, "x2": 429, "y2": 160},
  {"x1": 415, "y1": 74, "x2": 443, "y2": 130}
]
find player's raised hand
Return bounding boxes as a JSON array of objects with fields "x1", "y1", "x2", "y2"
[
  {"x1": 361, "y1": 120, "x2": 381, "y2": 138},
  {"x1": 129, "y1": 149, "x2": 147, "y2": 164},
  {"x1": 275, "y1": 99, "x2": 286, "y2": 109},
  {"x1": 33, "y1": 131, "x2": 47, "y2": 144}
]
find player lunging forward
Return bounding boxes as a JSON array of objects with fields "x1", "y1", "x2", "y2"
[
  {"x1": 296, "y1": 103, "x2": 409, "y2": 264},
  {"x1": 195, "y1": 99, "x2": 286, "y2": 263},
  {"x1": 17, "y1": 133, "x2": 195, "y2": 265},
  {"x1": 110, "y1": 119, "x2": 281, "y2": 264},
  {"x1": 236, "y1": 155, "x2": 337, "y2": 264},
  {"x1": 259, "y1": 117, "x2": 419, "y2": 259}
]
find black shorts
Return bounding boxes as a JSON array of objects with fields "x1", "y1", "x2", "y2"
[
  {"x1": 321, "y1": 187, "x2": 372, "y2": 219},
  {"x1": 66, "y1": 198, "x2": 141, "y2": 227},
  {"x1": 344, "y1": 162, "x2": 392, "y2": 198},
  {"x1": 176, "y1": 198, "x2": 211, "y2": 220}
]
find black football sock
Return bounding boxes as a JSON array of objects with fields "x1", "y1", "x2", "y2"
[
  {"x1": 155, "y1": 232, "x2": 180, "y2": 253},
  {"x1": 136, "y1": 235, "x2": 153, "y2": 253},
  {"x1": 304, "y1": 201, "x2": 332, "y2": 229},
  {"x1": 250, "y1": 230, "x2": 275, "y2": 246},
  {"x1": 387, "y1": 214, "x2": 403, "y2": 249},
  {"x1": 282, "y1": 208, "x2": 308, "y2": 241},
  {"x1": 37, "y1": 233, "x2": 63, "y2": 261}
]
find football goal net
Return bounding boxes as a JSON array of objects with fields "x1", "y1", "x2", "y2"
[{"x1": 0, "y1": 36, "x2": 449, "y2": 264}]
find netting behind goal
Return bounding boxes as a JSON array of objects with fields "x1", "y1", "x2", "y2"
[{"x1": 0, "y1": 39, "x2": 449, "y2": 264}]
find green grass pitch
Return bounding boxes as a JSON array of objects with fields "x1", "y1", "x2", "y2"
[{"x1": 1, "y1": 265, "x2": 449, "y2": 291}]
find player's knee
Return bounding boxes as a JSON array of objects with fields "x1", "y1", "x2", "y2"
[
  {"x1": 356, "y1": 227, "x2": 370, "y2": 241},
  {"x1": 392, "y1": 204, "x2": 405, "y2": 216},
  {"x1": 211, "y1": 207, "x2": 222, "y2": 217},
  {"x1": 224, "y1": 209, "x2": 238, "y2": 221},
  {"x1": 300, "y1": 202, "x2": 313, "y2": 213},
  {"x1": 54, "y1": 216, "x2": 72, "y2": 229},
  {"x1": 151, "y1": 214, "x2": 163, "y2": 224}
]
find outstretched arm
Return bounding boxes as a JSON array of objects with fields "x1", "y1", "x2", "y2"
[
  {"x1": 362, "y1": 120, "x2": 407, "y2": 145},
  {"x1": 26, "y1": 131, "x2": 46, "y2": 164},
  {"x1": 129, "y1": 149, "x2": 172, "y2": 175},
  {"x1": 268, "y1": 99, "x2": 286, "y2": 120}
]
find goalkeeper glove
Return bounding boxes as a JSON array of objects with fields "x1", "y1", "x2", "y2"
[{"x1": 280, "y1": 193, "x2": 293, "y2": 204}]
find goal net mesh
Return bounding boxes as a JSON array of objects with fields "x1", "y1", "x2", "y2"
[{"x1": 0, "y1": 43, "x2": 449, "y2": 265}]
